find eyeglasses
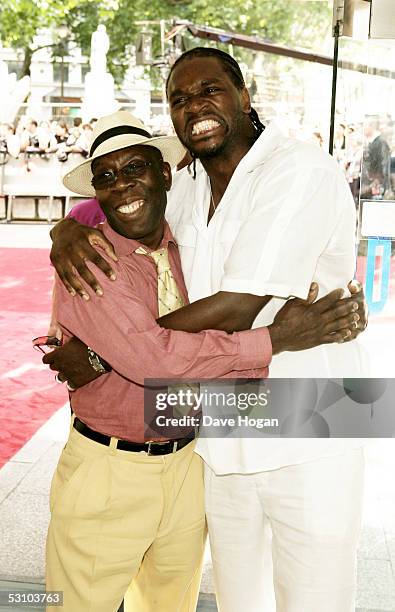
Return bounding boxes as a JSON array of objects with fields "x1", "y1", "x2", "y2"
[
  {"x1": 32, "y1": 335, "x2": 62, "y2": 354},
  {"x1": 91, "y1": 160, "x2": 152, "y2": 190}
]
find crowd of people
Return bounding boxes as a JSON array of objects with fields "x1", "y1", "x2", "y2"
[
  {"x1": 311, "y1": 118, "x2": 394, "y2": 204},
  {"x1": 0, "y1": 114, "x2": 175, "y2": 163},
  {"x1": 0, "y1": 116, "x2": 97, "y2": 162},
  {"x1": 334, "y1": 117, "x2": 395, "y2": 204},
  {"x1": 1, "y1": 111, "x2": 393, "y2": 207}
]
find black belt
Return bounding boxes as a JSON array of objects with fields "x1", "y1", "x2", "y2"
[{"x1": 73, "y1": 417, "x2": 194, "y2": 456}]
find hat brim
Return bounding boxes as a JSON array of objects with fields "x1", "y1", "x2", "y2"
[{"x1": 62, "y1": 133, "x2": 187, "y2": 197}]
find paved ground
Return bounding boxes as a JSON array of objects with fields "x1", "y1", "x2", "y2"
[
  {"x1": 1, "y1": 217, "x2": 395, "y2": 611},
  {"x1": 0, "y1": 407, "x2": 394, "y2": 611}
]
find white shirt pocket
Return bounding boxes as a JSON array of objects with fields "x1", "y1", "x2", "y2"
[
  {"x1": 219, "y1": 219, "x2": 242, "y2": 262},
  {"x1": 172, "y1": 224, "x2": 198, "y2": 291}
]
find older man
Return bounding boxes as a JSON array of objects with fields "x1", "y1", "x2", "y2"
[{"x1": 48, "y1": 49, "x2": 367, "y2": 612}]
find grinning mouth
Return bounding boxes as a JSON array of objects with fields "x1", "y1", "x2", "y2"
[
  {"x1": 116, "y1": 199, "x2": 145, "y2": 215},
  {"x1": 191, "y1": 119, "x2": 221, "y2": 136}
]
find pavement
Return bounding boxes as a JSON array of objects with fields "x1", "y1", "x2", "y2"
[
  {"x1": 1, "y1": 212, "x2": 395, "y2": 611},
  {"x1": 0, "y1": 406, "x2": 394, "y2": 611}
]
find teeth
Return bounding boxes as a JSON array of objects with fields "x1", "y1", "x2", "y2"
[
  {"x1": 117, "y1": 200, "x2": 144, "y2": 214},
  {"x1": 191, "y1": 120, "x2": 220, "y2": 135}
]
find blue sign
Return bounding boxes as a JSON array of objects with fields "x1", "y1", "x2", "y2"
[{"x1": 365, "y1": 238, "x2": 391, "y2": 314}]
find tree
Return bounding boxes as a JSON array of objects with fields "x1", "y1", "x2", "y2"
[
  {"x1": 0, "y1": 0, "x2": 331, "y2": 82},
  {"x1": 0, "y1": 0, "x2": 44, "y2": 77},
  {"x1": 105, "y1": 0, "x2": 332, "y2": 83},
  {"x1": 0, "y1": 0, "x2": 106, "y2": 78}
]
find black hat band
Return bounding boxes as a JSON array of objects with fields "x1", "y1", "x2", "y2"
[{"x1": 90, "y1": 125, "x2": 152, "y2": 157}]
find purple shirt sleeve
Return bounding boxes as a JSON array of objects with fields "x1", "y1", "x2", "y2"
[{"x1": 67, "y1": 199, "x2": 105, "y2": 227}]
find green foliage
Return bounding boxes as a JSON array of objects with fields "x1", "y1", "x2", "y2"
[
  {"x1": 0, "y1": 0, "x2": 331, "y2": 80},
  {"x1": 105, "y1": 0, "x2": 331, "y2": 84},
  {"x1": 0, "y1": 0, "x2": 43, "y2": 51},
  {"x1": 0, "y1": 0, "x2": 103, "y2": 75}
]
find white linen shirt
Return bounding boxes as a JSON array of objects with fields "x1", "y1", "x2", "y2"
[{"x1": 166, "y1": 121, "x2": 368, "y2": 474}]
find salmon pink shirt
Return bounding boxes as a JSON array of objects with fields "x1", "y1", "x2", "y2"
[{"x1": 55, "y1": 220, "x2": 271, "y2": 442}]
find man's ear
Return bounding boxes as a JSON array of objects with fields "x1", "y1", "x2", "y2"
[
  {"x1": 241, "y1": 87, "x2": 251, "y2": 115},
  {"x1": 163, "y1": 161, "x2": 172, "y2": 191}
]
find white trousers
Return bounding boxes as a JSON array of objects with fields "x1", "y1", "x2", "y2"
[{"x1": 205, "y1": 449, "x2": 364, "y2": 612}]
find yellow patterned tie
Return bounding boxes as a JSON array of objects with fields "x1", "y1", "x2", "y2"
[
  {"x1": 136, "y1": 245, "x2": 198, "y2": 418},
  {"x1": 136, "y1": 246, "x2": 185, "y2": 316}
]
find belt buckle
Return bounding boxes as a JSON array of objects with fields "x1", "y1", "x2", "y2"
[
  {"x1": 146, "y1": 441, "x2": 155, "y2": 455},
  {"x1": 146, "y1": 440, "x2": 178, "y2": 455}
]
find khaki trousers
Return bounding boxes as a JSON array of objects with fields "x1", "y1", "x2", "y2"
[{"x1": 46, "y1": 426, "x2": 206, "y2": 612}]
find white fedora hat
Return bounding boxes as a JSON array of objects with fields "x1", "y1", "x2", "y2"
[{"x1": 63, "y1": 111, "x2": 186, "y2": 197}]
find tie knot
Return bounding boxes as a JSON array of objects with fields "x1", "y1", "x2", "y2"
[{"x1": 136, "y1": 246, "x2": 171, "y2": 272}]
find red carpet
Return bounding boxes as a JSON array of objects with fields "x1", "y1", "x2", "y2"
[{"x1": 0, "y1": 248, "x2": 67, "y2": 467}]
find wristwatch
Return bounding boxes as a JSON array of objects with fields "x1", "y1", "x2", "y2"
[{"x1": 87, "y1": 347, "x2": 112, "y2": 374}]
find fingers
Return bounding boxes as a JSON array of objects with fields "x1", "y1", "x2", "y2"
[
  {"x1": 50, "y1": 228, "x2": 117, "y2": 298},
  {"x1": 313, "y1": 288, "x2": 345, "y2": 313},
  {"x1": 330, "y1": 293, "x2": 368, "y2": 333},
  {"x1": 54, "y1": 369, "x2": 75, "y2": 388},
  {"x1": 285, "y1": 283, "x2": 319, "y2": 309},
  {"x1": 89, "y1": 234, "x2": 118, "y2": 263},
  {"x1": 322, "y1": 299, "x2": 359, "y2": 321},
  {"x1": 342, "y1": 330, "x2": 359, "y2": 342},
  {"x1": 42, "y1": 353, "x2": 75, "y2": 387},
  {"x1": 56, "y1": 266, "x2": 89, "y2": 300},
  {"x1": 52, "y1": 245, "x2": 117, "y2": 299},
  {"x1": 306, "y1": 282, "x2": 319, "y2": 304},
  {"x1": 323, "y1": 312, "x2": 359, "y2": 334},
  {"x1": 42, "y1": 348, "x2": 63, "y2": 369},
  {"x1": 72, "y1": 263, "x2": 103, "y2": 299},
  {"x1": 42, "y1": 352, "x2": 55, "y2": 365},
  {"x1": 87, "y1": 250, "x2": 117, "y2": 283},
  {"x1": 69, "y1": 246, "x2": 117, "y2": 296},
  {"x1": 52, "y1": 267, "x2": 76, "y2": 297},
  {"x1": 348, "y1": 281, "x2": 368, "y2": 331},
  {"x1": 323, "y1": 329, "x2": 353, "y2": 344},
  {"x1": 348, "y1": 283, "x2": 365, "y2": 307},
  {"x1": 348, "y1": 279, "x2": 363, "y2": 294},
  {"x1": 343, "y1": 309, "x2": 366, "y2": 339}
]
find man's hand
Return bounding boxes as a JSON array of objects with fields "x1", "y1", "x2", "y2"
[
  {"x1": 42, "y1": 336, "x2": 104, "y2": 389},
  {"x1": 50, "y1": 218, "x2": 118, "y2": 300},
  {"x1": 268, "y1": 283, "x2": 361, "y2": 355},
  {"x1": 346, "y1": 280, "x2": 368, "y2": 340}
]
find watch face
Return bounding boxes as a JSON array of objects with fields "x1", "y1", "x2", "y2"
[
  {"x1": 88, "y1": 348, "x2": 105, "y2": 373},
  {"x1": 92, "y1": 359, "x2": 104, "y2": 373}
]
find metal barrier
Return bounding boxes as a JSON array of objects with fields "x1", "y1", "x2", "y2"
[{"x1": 0, "y1": 151, "x2": 86, "y2": 223}]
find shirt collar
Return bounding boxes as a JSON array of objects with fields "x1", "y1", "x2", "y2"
[
  {"x1": 194, "y1": 120, "x2": 286, "y2": 180},
  {"x1": 235, "y1": 120, "x2": 287, "y2": 172},
  {"x1": 101, "y1": 219, "x2": 177, "y2": 258}
]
